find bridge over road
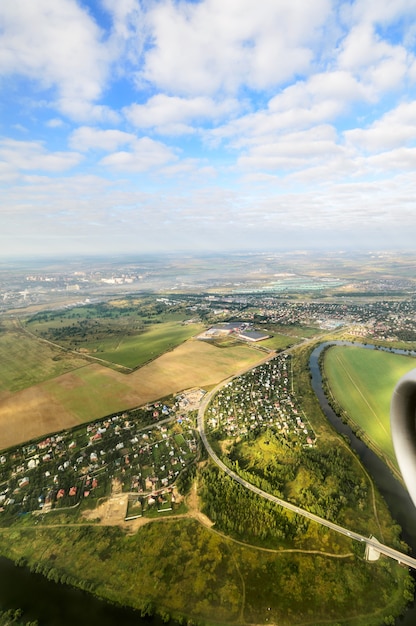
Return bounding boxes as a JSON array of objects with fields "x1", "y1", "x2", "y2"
[{"x1": 197, "y1": 378, "x2": 416, "y2": 571}]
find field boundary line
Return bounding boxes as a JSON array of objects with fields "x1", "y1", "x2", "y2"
[{"x1": 15, "y1": 318, "x2": 133, "y2": 373}]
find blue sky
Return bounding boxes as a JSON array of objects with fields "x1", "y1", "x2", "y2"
[{"x1": 1, "y1": 0, "x2": 416, "y2": 257}]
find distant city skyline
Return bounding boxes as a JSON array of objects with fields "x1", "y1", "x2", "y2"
[{"x1": 1, "y1": 0, "x2": 416, "y2": 257}]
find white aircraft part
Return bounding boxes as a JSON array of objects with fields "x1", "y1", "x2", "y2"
[{"x1": 391, "y1": 368, "x2": 416, "y2": 509}]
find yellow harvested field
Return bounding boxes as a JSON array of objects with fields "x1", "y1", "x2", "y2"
[{"x1": 0, "y1": 339, "x2": 265, "y2": 449}]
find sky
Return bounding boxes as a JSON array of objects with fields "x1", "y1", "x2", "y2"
[{"x1": 1, "y1": 0, "x2": 416, "y2": 258}]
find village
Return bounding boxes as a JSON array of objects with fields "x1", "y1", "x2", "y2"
[
  {"x1": 0, "y1": 351, "x2": 316, "y2": 525},
  {"x1": 206, "y1": 354, "x2": 316, "y2": 448},
  {"x1": 0, "y1": 395, "x2": 199, "y2": 522}
]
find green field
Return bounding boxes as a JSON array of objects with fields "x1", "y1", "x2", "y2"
[
  {"x1": 95, "y1": 321, "x2": 204, "y2": 368},
  {"x1": 25, "y1": 300, "x2": 205, "y2": 369},
  {"x1": 323, "y1": 346, "x2": 416, "y2": 469},
  {"x1": 0, "y1": 321, "x2": 87, "y2": 393},
  {"x1": 266, "y1": 323, "x2": 321, "y2": 338},
  {"x1": 0, "y1": 333, "x2": 265, "y2": 450},
  {"x1": 261, "y1": 333, "x2": 299, "y2": 350}
]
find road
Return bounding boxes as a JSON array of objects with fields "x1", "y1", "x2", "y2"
[{"x1": 197, "y1": 366, "x2": 416, "y2": 570}]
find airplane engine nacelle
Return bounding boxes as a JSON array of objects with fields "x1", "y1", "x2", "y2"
[{"x1": 391, "y1": 368, "x2": 416, "y2": 508}]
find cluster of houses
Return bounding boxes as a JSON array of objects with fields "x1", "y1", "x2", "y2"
[
  {"x1": 206, "y1": 354, "x2": 316, "y2": 447},
  {"x1": 0, "y1": 400, "x2": 197, "y2": 518}
]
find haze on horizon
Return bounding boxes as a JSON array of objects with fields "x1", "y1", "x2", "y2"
[{"x1": 1, "y1": 0, "x2": 416, "y2": 258}]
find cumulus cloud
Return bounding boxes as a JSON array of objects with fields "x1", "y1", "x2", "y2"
[
  {"x1": 345, "y1": 101, "x2": 416, "y2": 152},
  {"x1": 0, "y1": 139, "x2": 82, "y2": 172},
  {"x1": 138, "y1": 0, "x2": 331, "y2": 95},
  {"x1": 237, "y1": 125, "x2": 342, "y2": 172},
  {"x1": 56, "y1": 100, "x2": 120, "y2": 124},
  {"x1": 338, "y1": 22, "x2": 412, "y2": 94},
  {"x1": 208, "y1": 66, "x2": 376, "y2": 152},
  {"x1": 0, "y1": 0, "x2": 110, "y2": 117},
  {"x1": 124, "y1": 94, "x2": 239, "y2": 134},
  {"x1": 2, "y1": 0, "x2": 416, "y2": 256},
  {"x1": 100, "y1": 137, "x2": 177, "y2": 171},
  {"x1": 345, "y1": 0, "x2": 416, "y2": 27},
  {"x1": 69, "y1": 127, "x2": 136, "y2": 152}
]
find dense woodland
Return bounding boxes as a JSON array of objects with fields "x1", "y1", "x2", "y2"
[{"x1": 199, "y1": 465, "x2": 305, "y2": 544}]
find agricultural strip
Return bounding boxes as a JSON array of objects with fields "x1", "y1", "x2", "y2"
[
  {"x1": 323, "y1": 346, "x2": 416, "y2": 470},
  {"x1": 79, "y1": 321, "x2": 205, "y2": 369},
  {"x1": 0, "y1": 320, "x2": 87, "y2": 393},
  {"x1": 0, "y1": 340, "x2": 264, "y2": 449}
]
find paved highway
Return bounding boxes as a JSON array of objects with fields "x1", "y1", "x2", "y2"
[{"x1": 197, "y1": 372, "x2": 416, "y2": 570}]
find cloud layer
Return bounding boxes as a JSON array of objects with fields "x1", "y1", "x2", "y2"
[{"x1": 1, "y1": 0, "x2": 416, "y2": 256}]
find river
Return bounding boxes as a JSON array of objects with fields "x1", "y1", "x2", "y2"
[
  {"x1": 1, "y1": 341, "x2": 416, "y2": 624},
  {"x1": 310, "y1": 341, "x2": 416, "y2": 625},
  {"x1": 0, "y1": 555, "x2": 162, "y2": 625}
]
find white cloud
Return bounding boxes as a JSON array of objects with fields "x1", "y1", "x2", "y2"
[
  {"x1": 0, "y1": 139, "x2": 82, "y2": 172},
  {"x1": 124, "y1": 94, "x2": 239, "y2": 134},
  {"x1": 56, "y1": 100, "x2": 120, "y2": 124},
  {"x1": 69, "y1": 127, "x2": 136, "y2": 152},
  {"x1": 345, "y1": 101, "x2": 416, "y2": 152},
  {"x1": 46, "y1": 118, "x2": 65, "y2": 128},
  {"x1": 237, "y1": 125, "x2": 341, "y2": 172},
  {"x1": 346, "y1": 0, "x2": 416, "y2": 27},
  {"x1": 139, "y1": 0, "x2": 331, "y2": 95},
  {"x1": 3, "y1": 0, "x2": 416, "y2": 255},
  {"x1": 366, "y1": 146, "x2": 416, "y2": 171},
  {"x1": 101, "y1": 0, "x2": 146, "y2": 63},
  {"x1": 0, "y1": 161, "x2": 19, "y2": 183},
  {"x1": 100, "y1": 137, "x2": 177, "y2": 171},
  {"x1": 0, "y1": 0, "x2": 110, "y2": 117},
  {"x1": 338, "y1": 23, "x2": 411, "y2": 94},
  {"x1": 210, "y1": 70, "x2": 368, "y2": 150}
]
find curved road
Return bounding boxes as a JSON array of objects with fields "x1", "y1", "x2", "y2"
[{"x1": 197, "y1": 365, "x2": 416, "y2": 570}]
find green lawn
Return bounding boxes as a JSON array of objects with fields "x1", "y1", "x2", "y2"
[{"x1": 323, "y1": 346, "x2": 416, "y2": 469}]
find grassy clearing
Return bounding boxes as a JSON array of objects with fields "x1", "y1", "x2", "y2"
[{"x1": 323, "y1": 346, "x2": 416, "y2": 469}]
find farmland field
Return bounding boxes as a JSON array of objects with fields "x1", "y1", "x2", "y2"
[
  {"x1": 323, "y1": 346, "x2": 416, "y2": 469},
  {"x1": 0, "y1": 339, "x2": 265, "y2": 449},
  {"x1": 25, "y1": 301, "x2": 204, "y2": 369},
  {"x1": 266, "y1": 324, "x2": 321, "y2": 338},
  {"x1": 95, "y1": 321, "x2": 205, "y2": 368},
  {"x1": 0, "y1": 320, "x2": 88, "y2": 393},
  {"x1": 261, "y1": 333, "x2": 299, "y2": 350}
]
